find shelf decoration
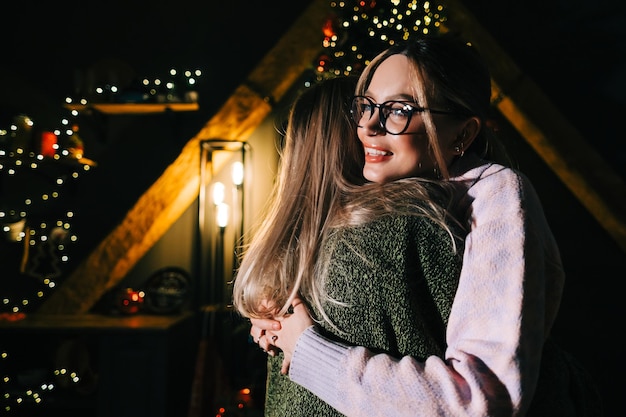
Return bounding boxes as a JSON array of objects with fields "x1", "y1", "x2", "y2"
[
  {"x1": 64, "y1": 67, "x2": 202, "y2": 115},
  {"x1": 143, "y1": 267, "x2": 191, "y2": 314},
  {"x1": 115, "y1": 288, "x2": 145, "y2": 315}
]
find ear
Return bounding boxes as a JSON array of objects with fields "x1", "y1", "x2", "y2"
[{"x1": 453, "y1": 117, "x2": 480, "y2": 156}]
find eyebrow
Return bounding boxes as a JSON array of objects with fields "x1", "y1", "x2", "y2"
[{"x1": 363, "y1": 92, "x2": 416, "y2": 103}]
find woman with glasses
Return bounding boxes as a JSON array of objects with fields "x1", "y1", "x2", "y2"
[
  {"x1": 233, "y1": 74, "x2": 470, "y2": 416},
  {"x1": 249, "y1": 34, "x2": 600, "y2": 416}
]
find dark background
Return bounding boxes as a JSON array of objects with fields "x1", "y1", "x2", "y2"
[
  {"x1": 1, "y1": 0, "x2": 625, "y2": 415},
  {"x1": 2, "y1": 0, "x2": 624, "y2": 176}
]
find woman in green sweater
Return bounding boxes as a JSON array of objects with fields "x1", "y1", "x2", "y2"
[{"x1": 232, "y1": 75, "x2": 466, "y2": 416}]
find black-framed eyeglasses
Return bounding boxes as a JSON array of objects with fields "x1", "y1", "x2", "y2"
[{"x1": 350, "y1": 95, "x2": 457, "y2": 135}]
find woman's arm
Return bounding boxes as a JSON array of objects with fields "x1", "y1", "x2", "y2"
[
  {"x1": 269, "y1": 302, "x2": 514, "y2": 417},
  {"x1": 258, "y1": 164, "x2": 564, "y2": 417}
]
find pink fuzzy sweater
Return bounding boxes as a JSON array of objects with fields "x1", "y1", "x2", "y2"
[{"x1": 288, "y1": 158, "x2": 567, "y2": 416}]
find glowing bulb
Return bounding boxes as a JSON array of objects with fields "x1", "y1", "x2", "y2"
[
  {"x1": 212, "y1": 182, "x2": 225, "y2": 205},
  {"x1": 216, "y1": 203, "x2": 229, "y2": 228},
  {"x1": 232, "y1": 162, "x2": 244, "y2": 186}
]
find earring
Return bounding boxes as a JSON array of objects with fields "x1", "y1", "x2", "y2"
[{"x1": 455, "y1": 142, "x2": 465, "y2": 157}]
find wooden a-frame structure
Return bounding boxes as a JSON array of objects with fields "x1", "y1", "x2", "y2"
[{"x1": 38, "y1": 0, "x2": 626, "y2": 314}]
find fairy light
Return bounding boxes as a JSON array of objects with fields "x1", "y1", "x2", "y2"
[
  {"x1": 0, "y1": 110, "x2": 84, "y2": 314},
  {"x1": 314, "y1": 0, "x2": 447, "y2": 81}
]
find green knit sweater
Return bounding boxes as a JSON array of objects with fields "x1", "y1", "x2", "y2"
[{"x1": 264, "y1": 214, "x2": 463, "y2": 417}]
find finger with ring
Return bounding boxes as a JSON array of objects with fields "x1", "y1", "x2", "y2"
[{"x1": 258, "y1": 332, "x2": 269, "y2": 352}]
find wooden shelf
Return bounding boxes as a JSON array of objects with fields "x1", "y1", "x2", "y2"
[
  {"x1": 65, "y1": 102, "x2": 199, "y2": 114},
  {"x1": 0, "y1": 311, "x2": 194, "y2": 333}
]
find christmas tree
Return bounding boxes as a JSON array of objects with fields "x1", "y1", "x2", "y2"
[{"x1": 315, "y1": 0, "x2": 447, "y2": 79}]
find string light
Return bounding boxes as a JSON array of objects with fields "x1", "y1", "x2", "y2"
[
  {"x1": 0, "y1": 111, "x2": 87, "y2": 314},
  {"x1": 313, "y1": 0, "x2": 447, "y2": 81},
  {"x1": 63, "y1": 66, "x2": 204, "y2": 106}
]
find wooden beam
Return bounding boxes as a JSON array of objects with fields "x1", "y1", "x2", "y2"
[
  {"x1": 37, "y1": 0, "x2": 330, "y2": 314},
  {"x1": 442, "y1": 0, "x2": 626, "y2": 253}
]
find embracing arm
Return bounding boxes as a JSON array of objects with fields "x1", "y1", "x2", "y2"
[
  {"x1": 286, "y1": 325, "x2": 514, "y2": 417},
  {"x1": 275, "y1": 298, "x2": 514, "y2": 417},
  {"x1": 265, "y1": 163, "x2": 564, "y2": 417}
]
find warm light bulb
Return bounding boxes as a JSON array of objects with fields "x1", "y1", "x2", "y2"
[
  {"x1": 232, "y1": 162, "x2": 244, "y2": 186},
  {"x1": 216, "y1": 203, "x2": 229, "y2": 228},
  {"x1": 212, "y1": 182, "x2": 225, "y2": 205}
]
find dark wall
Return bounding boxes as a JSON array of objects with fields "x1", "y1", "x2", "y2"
[{"x1": 464, "y1": 0, "x2": 626, "y2": 179}]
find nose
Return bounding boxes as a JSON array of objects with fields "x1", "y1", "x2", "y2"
[{"x1": 360, "y1": 110, "x2": 385, "y2": 135}]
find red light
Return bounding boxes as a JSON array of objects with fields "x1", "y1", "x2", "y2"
[
  {"x1": 40, "y1": 131, "x2": 57, "y2": 157},
  {"x1": 116, "y1": 288, "x2": 144, "y2": 314}
]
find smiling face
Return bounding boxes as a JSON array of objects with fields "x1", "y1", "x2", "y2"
[{"x1": 357, "y1": 54, "x2": 468, "y2": 183}]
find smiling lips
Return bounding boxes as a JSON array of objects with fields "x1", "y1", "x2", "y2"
[{"x1": 364, "y1": 146, "x2": 392, "y2": 162}]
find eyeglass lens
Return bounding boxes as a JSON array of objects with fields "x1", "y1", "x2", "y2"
[{"x1": 351, "y1": 96, "x2": 414, "y2": 135}]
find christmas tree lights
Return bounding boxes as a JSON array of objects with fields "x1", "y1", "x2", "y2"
[{"x1": 314, "y1": 0, "x2": 446, "y2": 80}]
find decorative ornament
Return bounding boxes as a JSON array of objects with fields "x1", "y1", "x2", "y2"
[
  {"x1": 143, "y1": 267, "x2": 190, "y2": 314},
  {"x1": 115, "y1": 288, "x2": 145, "y2": 314}
]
